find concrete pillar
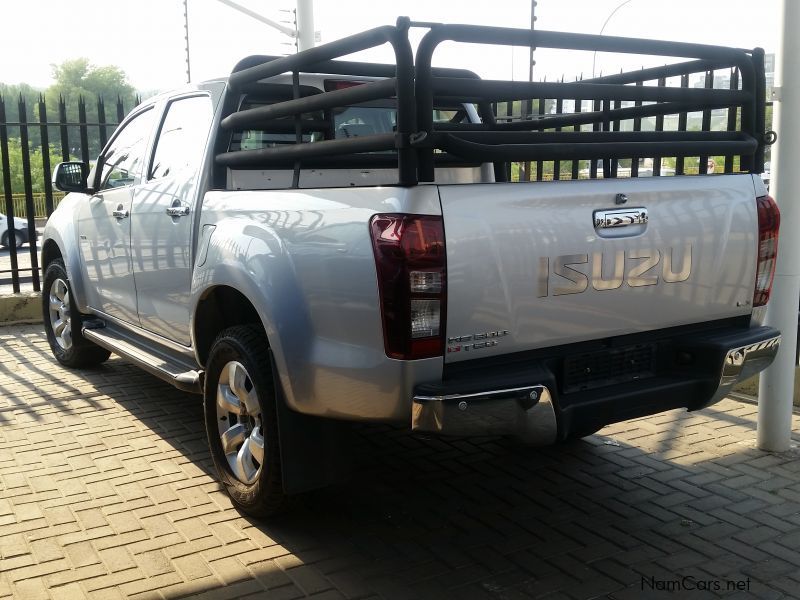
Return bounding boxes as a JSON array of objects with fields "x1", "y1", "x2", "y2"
[
  {"x1": 296, "y1": 0, "x2": 315, "y2": 51},
  {"x1": 758, "y1": 0, "x2": 800, "y2": 452}
]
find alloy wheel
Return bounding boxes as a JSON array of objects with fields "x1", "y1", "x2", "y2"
[
  {"x1": 215, "y1": 360, "x2": 265, "y2": 485},
  {"x1": 48, "y1": 278, "x2": 72, "y2": 350}
]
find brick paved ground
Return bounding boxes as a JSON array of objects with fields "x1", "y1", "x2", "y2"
[{"x1": 1, "y1": 324, "x2": 800, "y2": 600}]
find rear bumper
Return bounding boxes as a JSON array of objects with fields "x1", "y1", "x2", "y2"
[{"x1": 411, "y1": 324, "x2": 780, "y2": 443}]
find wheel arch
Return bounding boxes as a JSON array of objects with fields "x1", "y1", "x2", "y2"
[
  {"x1": 41, "y1": 238, "x2": 63, "y2": 270},
  {"x1": 193, "y1": 285, "x2": 264, "y2": 367},
  {"x1": 40, "y1": 197, "x2": 92, "y2": 313}
]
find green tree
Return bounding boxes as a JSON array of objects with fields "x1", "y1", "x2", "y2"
[
  {"x1": 0, "y1": 82, "x2": 41, "y2": 116},
  {"x1": 0, "y1": 83, "x2": 46, "y2": 150},
  {"x1": 0, "y1": 138, "x2": 64, "y2": 194},
  {"x1": 45, "y1": 58, "x2": 137, "y2": 158}
]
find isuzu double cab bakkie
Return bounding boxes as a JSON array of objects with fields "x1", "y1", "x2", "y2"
[{"x1": 43, "y1": 19, "x2": 780, "y2": 516}]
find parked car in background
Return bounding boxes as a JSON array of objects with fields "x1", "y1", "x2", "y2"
[{"x1": 0, "y1": 212, "x2": 33, "y2": 248}]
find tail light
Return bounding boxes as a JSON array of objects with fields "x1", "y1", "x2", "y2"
[
  {"x1": 753, "y1": 194, "x2": 780, "y2": 307},
  {"x1": 369, "y1": 214, "x2": 446, "y2": 359}
]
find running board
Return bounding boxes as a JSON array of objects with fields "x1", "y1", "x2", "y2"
[{"x1": 82, "y1": 325, "x2": 203, "y2": 394}]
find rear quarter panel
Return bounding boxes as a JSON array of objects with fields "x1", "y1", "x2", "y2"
[{"x1": 193, "y1": 185, "x2": 443, "y2": 420}]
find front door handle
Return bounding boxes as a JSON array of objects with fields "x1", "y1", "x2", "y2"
[
  {"x1": 166, "y1": 205, "x2": 191, "y2": 217},
  {"x1": 112, "y1": 204, "x2": 129, "y2": 219}
]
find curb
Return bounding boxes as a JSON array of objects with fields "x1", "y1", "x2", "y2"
[{"x1": 0, "y1": 292, "x2": 42, "y2": 324}]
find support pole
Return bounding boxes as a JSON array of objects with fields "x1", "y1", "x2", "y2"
[
  {"x1": 296, "y1": 0, "x2": 315, "y2": 51},
  {"x1": 758, "y1": 0, "x2": 799, "y2": 452},
  {"x1": 183, "y1": 0, "x2": 191, "y2": 83}
]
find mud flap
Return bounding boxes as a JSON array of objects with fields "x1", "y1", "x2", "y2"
[{"x1": 270, "y1": 352, "x2": 354, "y2": 494}]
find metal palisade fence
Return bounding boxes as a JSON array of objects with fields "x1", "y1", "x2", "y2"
[
  {"x1": 0, "y1": 68, "x2": 770, "y2": 294},
  {"x1": 0, "y1": 93, "x2": 136, "y2": 293},
  {"x1": 492, "y1": 68, "x2": 772, "y2": 182}
]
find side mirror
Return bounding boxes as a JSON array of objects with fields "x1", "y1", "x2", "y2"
[{"x1": 53, "y1": 162, "x2": 89, "y2": 193}]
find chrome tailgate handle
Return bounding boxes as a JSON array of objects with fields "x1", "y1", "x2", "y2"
[{"x1": 594, "y1": 208, "x2": 648, "y2": 229}]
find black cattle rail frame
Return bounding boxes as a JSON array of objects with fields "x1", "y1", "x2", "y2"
[{"x1": 217, "y1": 16, "x2": 769, "y2": 187}]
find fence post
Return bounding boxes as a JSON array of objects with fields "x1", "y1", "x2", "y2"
[
  {"x1": 97, "y1": 96, "x2": 108, "y2": 151},
  {"x1": 39, "y1": 94, "x2": 55, "y2": 216},
  {"x1": 1, "y1": 95, "x2": 21, "y2": 293},
  {"x1": 18, "y1": 95, "x2": 41, "y2": 291},
  {"x1": 78, "y1": 96, "x2": 90, "y2": 167},
  {"x1": 58, "y1": 95, "x2": 69, "y2": 162}
]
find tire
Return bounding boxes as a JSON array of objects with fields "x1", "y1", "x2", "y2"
[
  {"x1": 562, "y1": 425, "x2": 604, "y2": 442},
  {"x1": 1, "y1": 229, "x2": 26, "y2": 248},
  {"x1": 204, "y1": 325, "x2": 287, "y2": 517},
  {"x1": 42, "y1": 259, "x2": 111, "y2": 368}
]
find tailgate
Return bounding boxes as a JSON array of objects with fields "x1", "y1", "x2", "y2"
[{"x1": 440, "y1": 175, "x2": 758, "y2": 363}]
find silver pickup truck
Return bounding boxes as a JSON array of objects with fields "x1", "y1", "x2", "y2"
[{"x1": 42, "y1": 20, "x2": 781, "y2": 517}]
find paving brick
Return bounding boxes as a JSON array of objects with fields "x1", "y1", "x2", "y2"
[
  {"x1": 135, "y1": 548, "x2": 175, "y2": 577},
  {"x1": 139, "y1": 514, "x2": 177, "y2": 537},
  {"x1": 81, "y1": 567, "x2": 145, "y2": 593},
  {"x1": 48, "y1": 582, "x2": 87, "y2": 600},
  {"x1": 209, "y1": 555, "x2": 252, "y2": 585},
  {"x1": 93, "y1": 529, "x2": 149, "y2": 552},
  {"x1": 105, "y1": 510, "x2": 143, "y2": 534},
  {"x1": 44, "y1": 563, "x2": 107, "y2": 588},
  {"x1": 64, "y1": 540, "x2": 101, "y2": 568},
  {"x1": 210, "y1": 521, "x2": 247, "y2": 544},
  {"x1": 119, "y1": 571, "x2": 183, "y2": 596},
  {"x1": 286, "y1": 564, "x2": 333, "y2": 595},
  {"x1": 13, "y1": 501, "x2": 44, "y2": 522},
  {"x1": 98, "y1": 546, "x2": 137, "y2": 573},
  {"x1": 0, "y1": 533, "x2": 29, "y2": 559},
  {"x1": 75, "y1": 507, "x2": 108, "y2": 530},
  {"x1": 11, "y1": 578, "x2": 48, "y2": 600}
]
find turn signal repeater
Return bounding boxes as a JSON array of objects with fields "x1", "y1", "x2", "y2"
[{"x1": 369, "y1": 214, "x2": 446, "y2": 359}]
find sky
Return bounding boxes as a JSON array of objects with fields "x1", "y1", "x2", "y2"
[{"x1": 0, "y1": 0, "x2": 782, "y2": 94}]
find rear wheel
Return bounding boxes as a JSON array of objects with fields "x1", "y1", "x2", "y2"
[
  {"x1": 42, "y1": 259, "x2": 110, "y2": 368},
  {"x1": 203, "y1": 325, "x2": 287, "y2": 517},
  {"x1": 1, "y1": 229, "x2": 25, "y2": 248}
]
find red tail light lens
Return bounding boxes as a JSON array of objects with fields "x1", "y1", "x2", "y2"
[
  {"x1": 754, "y1": 194, "x2": 780, "y2": 307},
  {"x1": 369, "y1": 214, "x2": 446, "y2": 359}
]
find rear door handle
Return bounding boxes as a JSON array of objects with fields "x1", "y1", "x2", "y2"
[
  {"x1": 112, "y1": 205, "x2": 129, "y2": 219},
  {"x1": 166, "y1": 205, "x2": 191, "y2": 217}
]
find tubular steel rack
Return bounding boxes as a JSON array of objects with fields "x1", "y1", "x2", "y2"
[{"x1": 217, "y1": 17, "x2": 769, "y2": 187}]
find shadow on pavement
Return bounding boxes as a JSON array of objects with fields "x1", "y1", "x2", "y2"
[{"x1": 1, "y1": 326, "x2": 799, "y2": 599}]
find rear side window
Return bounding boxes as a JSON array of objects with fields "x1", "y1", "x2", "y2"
[{"x1": 150, "y1": 95, "x2": 213, "y2": 180}]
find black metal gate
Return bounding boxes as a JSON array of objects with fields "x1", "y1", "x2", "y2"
[{"x1": 0, "y1": 94, "x2": 134, "y2": 293}]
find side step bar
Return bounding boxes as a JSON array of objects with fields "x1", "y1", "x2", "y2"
[{"x1": 82, "y1": 325, "x2": 203, "y2": 394}]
